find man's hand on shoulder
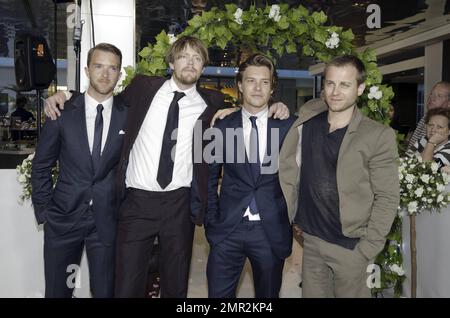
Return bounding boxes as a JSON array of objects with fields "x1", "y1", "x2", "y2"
[
  {"x1": 210, "y1": 107, "x2": 239, "y2": 126},
  {"x1": 268, "y1": 101, "x2": 289, "y2": 119},
  {"x1": 44, "y1": 91, "x2": 71, "y2": 120}
]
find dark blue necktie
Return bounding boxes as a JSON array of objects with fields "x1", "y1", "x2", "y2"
[
  {"x1": 157, "y1": 91, "x2": 185, "y2": 189},
  {"x1": 248, "y1": 116, "x2": 260, "y2": 214},
  {"x1": 92, "y1": 104, "x2": 103, "y2": 174}
]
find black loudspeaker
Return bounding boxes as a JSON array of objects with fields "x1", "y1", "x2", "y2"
[{"x1": 14, "y1": 34, "x2": 56, "y2": 91}]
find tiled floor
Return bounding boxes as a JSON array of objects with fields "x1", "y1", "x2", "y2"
[{"x1": 187, "y1": 226, "x2": 303, "y2": 298}]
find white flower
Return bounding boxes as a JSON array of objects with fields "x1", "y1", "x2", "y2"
[
  {"x1": 414, "y1": 187, "x2": 424, "y2": 197},
  {"x1": 437, "y1": 194, "x2": 444, "y2": 203},
  {"x1": 389, "y1": 264, "x2": 405, "y2": 276},
  {"x1": 431, "y1": 162, "x2": 439, "y2": 173},
  {"x1": 420, "y1": 174, "x2": 430, "y2": 183},
  {"x1": 405, "y1": 174, "x2": 415, "y2": 183},
  {"x1": 437, "y1": 183, "x2": 446, "y2": 192},
  {"x1": 408, "y1": 201, "x2": 418, "y2": 214},
  {"x1": 269, "y1": 4, "x2": 281, "y2": 22},
  {"x1": 443, "y1": 172, "x2": 450, "y2": 184},
  {"x1": 18, "y1": 174, "x2": 27, "y2": 183},
  {"x1": 368, "y1": 86, "x2": 383, "y2": 100},
  {"x1": 407, "y1": 184, "x2": 412, "y2": 190},
  {"x1": 234, "y1": 8, "x2": 243, "y2": 25},
  {"x1": 168, "y1": 33, "x2": 177, "y2": 45},
  {"x1": 325, "y1": 31, "x2": 340, "y2": 49}
]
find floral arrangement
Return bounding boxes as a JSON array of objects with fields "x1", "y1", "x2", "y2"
[
  {"x1": 121, "y1": 3, "x2": 394, "y2": 124},
  {"x1": 398, "y1": 155, "x2": 450, "y2": 214},
  {"x1": 16, "y1": 152, "x2": 58, "y2": 202},
  {"x1": 373, "y1": 155, "x2": 450, "y2": 297}
]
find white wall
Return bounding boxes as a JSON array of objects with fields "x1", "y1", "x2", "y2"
[
  {"x1": 66, "y1": 0, "x2": 135, "y2": 91},
  {"x1": 0, "y1": 170, "x2": 91, "y2": 297}
]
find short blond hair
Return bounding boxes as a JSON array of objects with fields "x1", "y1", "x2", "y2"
[{"x1": 165, "y1": 36, "x2": 209, "y2": 67}]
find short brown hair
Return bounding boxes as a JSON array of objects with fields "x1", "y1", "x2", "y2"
[
  {"x1": 87, "y1": 43, "x2": 122, "y2": 69},
  {"x1": 432, "y1": 81, "x2": 450, "y2": 98},
  {"x1": 425, "y1": 107, "x2": 450, "y2": 129},
  {"x1": 235, "y1": 53, "x2": 278, "y2": 105},
  {"x1": 165, "y1": 36, "x2": 209, "y2": 66},
  {"x1": 324, "y1": 55, "x2": 366, "y2": 85}
]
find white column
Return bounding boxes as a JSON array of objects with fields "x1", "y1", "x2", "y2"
[
  {"x1": 424, "y1": 42, "x2": 443, "y2": 106},
  {"x1": 67, "y1": 0, "x2": 135, "y2": 91}
]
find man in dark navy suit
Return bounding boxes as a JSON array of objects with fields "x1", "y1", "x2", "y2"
[
  {"x1": 205, "y1": 54, "x2": 296, "y2": 298},
  {"x1": 32, "y1": 43, "x2": 127, "y2": 298}
]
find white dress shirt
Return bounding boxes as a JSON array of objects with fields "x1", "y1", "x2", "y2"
[
  {"x1": 241, "y1": 106, "x2": 268, "y2": 220},
  {"x1": 126, "y1": 78, "x2": 208, "y2": 191},
  {"x1": 85, "y1": 93, "x2": 113, "y2": 155}
]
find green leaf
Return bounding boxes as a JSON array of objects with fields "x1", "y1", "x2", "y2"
[
  {"x1": 216, "y1": 37, "x2": 228, "y2": 50},
  {"x1": 148, "y1": 58, "x2": 166, "y2": 75},
  {"x1": 189, "y1": 15, "x2": 203, "y2": 29},
  {"x1": 138, "y1": 46, "x2": 152, "y2": 58},
  {"x1": 286, "y1": 42, "x2": 297, "y2": 54},
  {"x1": 316, "y1": 51, "x2": 332, "y2": 62},
  {"x1": 265, "y1": 27, "x2": 276, "y2": 35},
  {"x1": 312, "y1": 11, "x2": 327, "y2": 25},
  {"x1": 155, "y1": 30, "x2": 168, "y2": 43},
  {"x1": 341, "y1": 29, "x2": 355, "y2": 42},
  {"x1": 313, "y1": 28, "x2": 328, "y2": 43},
  {"x1": 215, "y1": 25, "x2": 226, "y2": 37},
  {"x1": 294, "y1": 23, "x2": 308, "y2": 36},
  {"x1": 302, "y1": 44, "x2": 314, "y2": 56},
  {"x1": 298, "y1": 5, "x2": 309, "y2": 17},
  {"x1": 363, "y1": 48, "x2": 377, "y2": 62},
  {"x1": 278, "y1": 16, "x2": 289, "y2": 29},
  {"x1": 202, "y1": 11, "x2": 215, "y2": 22}
]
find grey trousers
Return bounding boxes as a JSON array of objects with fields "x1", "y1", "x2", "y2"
[{"x1": 301, "y1": 233, "x2": 373, "y2": 298}]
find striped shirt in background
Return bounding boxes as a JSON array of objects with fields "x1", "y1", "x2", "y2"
[
  {"x1": 407, "y1": 117, "x2": 426, "y2": 151},
  {"x1": 408, "y1": 136, "x2": 450, "y2": 168}
]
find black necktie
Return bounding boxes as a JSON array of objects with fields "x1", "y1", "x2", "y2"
[
  {"x1": 92, "y1": 104, "x2": 103, "y2": 174},
  {"x1": 248, "y1": 116, "x2": 260, "y2": 214},
  {"x1": 157, "y1": 91, "x2": 185, "y2": 189}
]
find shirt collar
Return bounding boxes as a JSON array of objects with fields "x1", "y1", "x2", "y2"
[
  {"x1": 241, "y1": 106, "x2": 268, "y2": 122},
  {"x1": 169, "y1": 77, "x2": 197, "y2": 98},
  {"x1": 85, "y1": 92, "x2": 113, "y2": 112}
]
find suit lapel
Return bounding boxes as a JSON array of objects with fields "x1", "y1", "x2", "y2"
[
  {"x1": 338, "y1": 107, "x2": 363, "y2": 161},
  {"x1": 71, "y1": 94, "x2": 94, "y2": 173},
  {"x1": 95, "y1": 98, "x2": 124, "y2": 176},
  {"x1": 233, "y1": 110, "x2": 257, "y2": 185},
  {"x1": 197, "y1": 88, "x2": 219, "y2": 125}
]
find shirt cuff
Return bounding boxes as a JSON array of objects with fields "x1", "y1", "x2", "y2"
[{"x1": 62, "y1": 90, "x2": 72, "y2": 100}]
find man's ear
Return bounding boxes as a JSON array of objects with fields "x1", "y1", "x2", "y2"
[
  {"x1": 357, "y1": 83, "x2": 366, "y2": 96},
  {"x1": 237, "y1": 81, "x2": 243, "y2": 94},
  {"x1": 84, "y1": 66, "x2": 90, "y2": 79}
]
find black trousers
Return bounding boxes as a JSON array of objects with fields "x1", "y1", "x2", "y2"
[
  {"x1": 44, "y1": 210, "x2": 115, "y2": 298},
  {"x1": 114, "y1": 187, "x2": 194, "y2": 298}
]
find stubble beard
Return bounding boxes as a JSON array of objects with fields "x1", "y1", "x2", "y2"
[{"x1": 90, "y1": 80, "x2": 115, "y2": 96}]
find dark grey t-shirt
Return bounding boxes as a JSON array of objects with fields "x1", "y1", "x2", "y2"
[{"x1": 295, "y1": 111, "x2": 358, "y2": 250}]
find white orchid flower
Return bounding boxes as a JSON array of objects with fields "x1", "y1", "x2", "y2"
[{"x1": 234, "y1": 8, "x2": 243, "y2": 25}]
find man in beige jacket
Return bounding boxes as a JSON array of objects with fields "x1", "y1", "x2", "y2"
[{"x1": 279, "y1": 55, "x2": 399, "y2": 297}]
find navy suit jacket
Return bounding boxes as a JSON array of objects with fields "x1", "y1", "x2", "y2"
[
  {"x1": 31, "y1": 93, "x2": 128, "y2": 245},
  {"x1": 205, "y1": 110, "x2": 296, "y2": 259}
]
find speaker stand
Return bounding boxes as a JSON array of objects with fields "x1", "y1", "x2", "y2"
[{"x1": 36, "y1": 89, "x2": 43, "y2": 141}]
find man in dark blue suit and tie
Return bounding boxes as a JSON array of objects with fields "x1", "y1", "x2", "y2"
[
  {"x1": 31, "y1": 43, "x2": 127, "y2": 297},
  {"x1": 205, "y1": 54, "x2": 296, "y2": 298}
]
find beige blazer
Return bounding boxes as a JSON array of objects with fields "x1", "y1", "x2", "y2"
[{"x1": 279, "y1": 98, "x2": 400, "y2": 260}]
